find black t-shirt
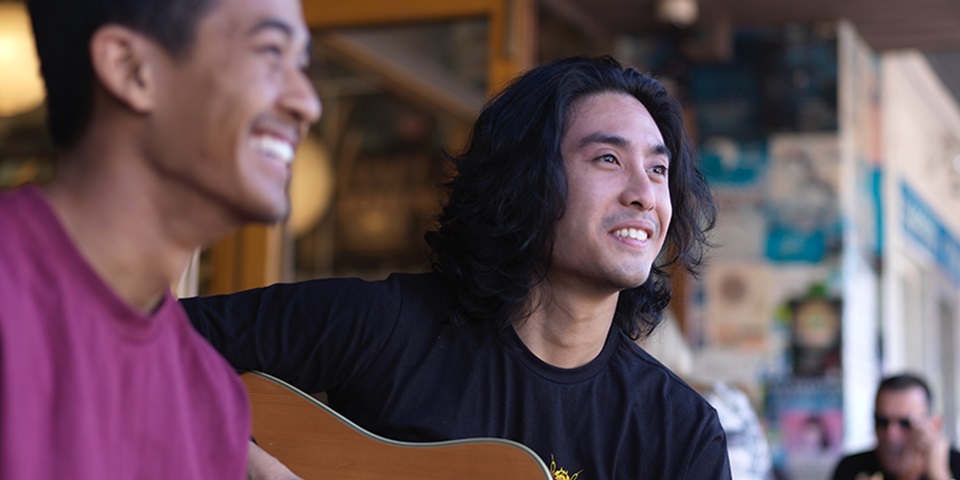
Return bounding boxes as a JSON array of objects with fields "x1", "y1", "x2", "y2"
[
  {"x1": 184, "y1": 272, "x2": 731, "y2": 479},
  {"x1": 831, "y1": 448, "x2": 960, "y2": 480}
]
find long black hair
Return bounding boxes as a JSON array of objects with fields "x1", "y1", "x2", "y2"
[{"x1": 426, "y1": 56, "x2": 715, "y2": 339}]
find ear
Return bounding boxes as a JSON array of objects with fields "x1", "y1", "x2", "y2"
[{"x1": 89, "y1": 25, "x2": 158, "y2": 113}]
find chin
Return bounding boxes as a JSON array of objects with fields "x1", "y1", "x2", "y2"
[
  {"x1": 610, "y1": 273, "x2": 651, "y2": 291},
  {"x1": 622, "y1": 266, "x2": 653, "y2": 287},
  {"x1": 262, "y1": 206, "x2": 290, "y2": 224},
  {"x1": 876, "y1": 454, "x2": 906, "y2": 474},
  {"x1": 241, "y1": 201, "x2": 289, "y2": 225}
]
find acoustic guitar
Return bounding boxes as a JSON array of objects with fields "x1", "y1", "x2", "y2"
[{"x1": 241, "y1": 371, "x2": 553, "y2": 479}]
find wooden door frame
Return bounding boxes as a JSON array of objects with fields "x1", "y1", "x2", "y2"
[{"x1": 203, "y1": 0, "x2": 536, "y2": 295}]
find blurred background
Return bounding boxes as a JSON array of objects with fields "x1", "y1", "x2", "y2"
[{"x1": 3, "y1": 0, "x2": 960, "y2": 478}]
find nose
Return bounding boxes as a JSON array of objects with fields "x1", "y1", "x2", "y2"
[
  {"x1": 281, "y1": 67, "x2": 323, "y2": 130},
  {"x1": 620, "y1": 164, "x2": 658, "y2": 211},
  {"x1": 876, "y1": 422, "x2": 909, "y2": 441}
]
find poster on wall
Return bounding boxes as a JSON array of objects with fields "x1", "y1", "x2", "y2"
[
  {"x1": 704, "y1": 262, "x2": 773, "y2": 351},
  {"x1": 790, "y1": 296, "x2": 842, "y2": 377},
  {"x1": 700, "y1": 136, "x2": 768, "y2": 189},
  {"x1": 764, "y1": 134, "x2": 842, "y2": 263},
  {"x1": 766, "y1": 377, "x2": 844, "y2": 480}
]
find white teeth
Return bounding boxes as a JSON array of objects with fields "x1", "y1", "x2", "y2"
[
  {"x1": 251, "y1": 136, "x2": 295, "y2": 164},
  {"x1": 615, "y1": 228, "x2": 649, "y2": 241}
]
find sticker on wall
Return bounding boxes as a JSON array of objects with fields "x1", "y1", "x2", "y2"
[
  {"x1": 705, "y1": 262, "x2": 773, "y2": 350},
  {"x1": 764, "y1": 134, "x2": 841, "y2": 262}
]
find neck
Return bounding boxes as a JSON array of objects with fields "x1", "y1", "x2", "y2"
[
  {"x1": 43, "y1": 126, "x2": 242, "y2": 313},
  {"x1": 512, "y1": 281, "x2": 619, "y2": 368}
]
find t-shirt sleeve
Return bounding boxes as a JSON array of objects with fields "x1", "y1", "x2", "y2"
[
  {"x1": 181, "y1": 277, "x2": 402, "y2": 394},
  {"x1": 950, "y1": 448, "x2": 960, "y2": 478},
  {"x1": 684, "y1": 413, "x2": 734, "y2": 479},
  {"x1": 829, "y1": 456, "x2": 852, "y2": 480}
]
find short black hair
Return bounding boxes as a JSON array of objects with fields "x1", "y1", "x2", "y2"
[
  {"x1": 877, "y1": 373, "x2": 934, "y2": 412},
  {"x1": 27, "y1": 0, "x2": 220, "y2": 148},
  {"x1": 426, "y1": 55, "x2": 716, "y2": 339}
]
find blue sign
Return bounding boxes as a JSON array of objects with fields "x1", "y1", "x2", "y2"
[{"x1": 901, "y1": 183, "x2": 960, "y2": 285}]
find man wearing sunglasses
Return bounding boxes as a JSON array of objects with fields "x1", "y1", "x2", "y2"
[{"x1": 831, "y1": 373, "x2": 960, "y2": 480}]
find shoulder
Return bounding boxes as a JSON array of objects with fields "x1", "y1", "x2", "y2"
[
  {"x1": 224, "y1": 271, "x2": 441, "y2": 308},
  {"x1": 831, "y1": 450, "x2": 879, "y2": 478},
  {"x1": 302, "y1": 271, "x2": 447, "y2": 314},
  {"x1": 266, "y1": 271, "x2": 451, "y2": 328},
  {"x1": 0, "y1": 187, "x2": 67, "y2": 290},
  {"x1": 622, "y1": 333, "x2": 726, "y2": 424},
  {"x1": 0, "y1": 186, "x2": 73, "y2": 258},
  {"x1": 617, "y1": 333, "x2": 705, "y2": 400},
  {"x1": 950, "y1": 447, "x2": 960, "y2": 472},
  {"x1": 382, "y1": 271, "x2": 445, "y2": 292},
  {"x1": 613, "y1": 333, "x2": 724, "y2": 440},
  {"x1": 0, "y1": 185, "x2": 33, "y2": 209},
  {"x1": 0, "y1": 187, "x2": 40, "y2": 247},
  {"x1": 383, "y1": 271, "x2": 451, "y2": 309},
  {"x1": 300, "y1": 271, "x2": 445, "y2": 298},
  {"x1": 837, "y1": 450, "x2": 878, "y2": 462}
]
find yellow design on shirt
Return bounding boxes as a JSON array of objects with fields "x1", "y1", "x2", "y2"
[{"x1": 549, "y1": 455, "x2": 581, "y2": 480}]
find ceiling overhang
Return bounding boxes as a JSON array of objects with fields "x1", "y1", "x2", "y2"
[{"x1": 556, "y1": 0, "x2": 960, "y2": 52}]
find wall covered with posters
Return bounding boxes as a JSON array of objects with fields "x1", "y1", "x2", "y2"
[{"x1": 618, "y1": 21, "x2": 891, "y2": 479}]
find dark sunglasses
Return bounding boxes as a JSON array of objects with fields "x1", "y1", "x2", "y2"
[{"x1": 874, "y1": 414, "x2": 913, "y2": 430}]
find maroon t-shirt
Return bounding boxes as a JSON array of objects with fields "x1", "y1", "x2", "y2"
[{"x1": 0, "y1": 185, "x2": 250, "y2": 478}]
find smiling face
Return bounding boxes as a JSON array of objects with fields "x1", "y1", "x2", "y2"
[
  {"x1": 548, "y1": 92, "x2": 672, "y2": 296},
  {"x1": 147, "y1": 0, "x2": 321, "y2": 223}
]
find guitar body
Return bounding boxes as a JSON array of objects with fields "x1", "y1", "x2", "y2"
[{"x1": 241, "y1": 371, "x2": 553, "y2": 479}]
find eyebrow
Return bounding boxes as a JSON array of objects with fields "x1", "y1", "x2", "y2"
[
  {"x1": 577, "y1": 133, "x2": 671, "y2": 160},
  {"x1": 247, "y1": 18, "x2": 314, "y2": 60},
  {"x1": 248, "y1": 18, "x2": 294, "y2": 38}
]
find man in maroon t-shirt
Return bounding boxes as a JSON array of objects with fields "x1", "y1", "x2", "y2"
[{"x1": 0, "y1": 0, "x2": 320, "y2": 477}]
